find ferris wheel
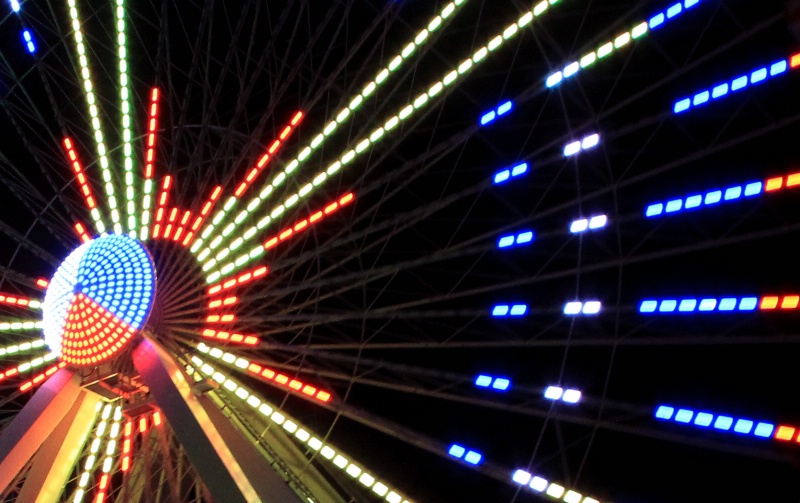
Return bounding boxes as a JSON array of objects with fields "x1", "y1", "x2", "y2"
[{"x1": 0, "y1": 0, "x2": 798, "y2": 501}]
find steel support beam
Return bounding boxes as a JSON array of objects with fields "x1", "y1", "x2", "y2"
[
  {"x1": 0, "y1": 369, "x2": 82, "y2": 493},
  {"x1": 17, "y1": 388, "x2": 102, "y2": 503},
  {"x1": 132, "y1": 337, "x2": 256, "y2": 503}
]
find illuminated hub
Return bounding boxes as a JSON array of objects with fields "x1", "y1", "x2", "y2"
[{"x1": 42, "y1": 234, "x2": 156, "y2": 366}]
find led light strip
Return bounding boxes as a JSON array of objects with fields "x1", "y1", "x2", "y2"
[
  {"x1": 545, "y1": 0, "x2": 702, "y2": 89},
  {"x1": 543, "y1": 386, "x2": 582, "y2": 403},
  {"x1": 207, "y1": 265, "x2": 268, "y2": 296},
  {"x1": 0, "y1": 352, "x2": 57, "y2": 383},
  {"x1": 479, "y1": 100, "x2": 513, "y2": 126},
  {"x1": 639, "y1": 294, "x2": 800, "y2": 313},
  {"x1": 22, "y1": 29, "x2": 36, "y2": 53},
  {"x1": 563, "y1": 133, "x2": 599, "y2": 157},
  {"x1": 63, "y1": 138, "x2": 105, "y2": 234},
  {"x1": 497, "y1": 230, "x2": 535, "y2": 249},
  {"x1": 171, "y1": 209, "x2": 193, "y2": 243},
  {"x1": 191, "y1": 0, "x2": 472, "y2": 261},
  {"x1": 563, "y1": 301, "x2": 601, "y2": 315},
  {"x1": 120, "y1": 420, "x2": 133, "y2": 472},
  {"x1": 74, "y1": 222, "x2": 92, "y2": 243},
  {"x1": 140, "y1": 88, "x2": 161, "y2": 241},
  {"x1": 152, "y1": 175, "x2": 172, "y2": 239},
  {"x1": 493, "y1": 161, "x2": 529, "y2": 185},
  {"x1": 73, "y1": 403, "x2": 113, "y2": 503},
  {"x1": 474, "y1": 374, "x2": 511, "y2": 391},
  {"x1": 204, "y1": 1, "x2": 564, "y2": 282},
  {"x1": 0, "y1": 320, "x2": 44, "y2": 331},
  {"x1": 94, "y1": 405, "x2": 123, "y2": 503},
  {"x1": 491, "y1": 304, "x2": 528, "y2": 317},
  {"x1": 0, "y1": 340, "x2": 46, "y2": 356},
  {"x1": 0, "y1": 293, "x2": 42, "y2": 309},
  {"x1": 182, "y1": 185, "x2": 223, "y2": 247},
  {"x1": 19, "y1": 362, "x2": 67, "y2": 391},
  {"x1": 200, "y1": 329, "x2": 258, "y2": 345},
  {"x1": 447, "y1": 444, "x2": 482, "y2": 465},
  {"x1": 114, "y1": 0, "x2": 136, "y2": 234},
  {"x1": 512, "y1": 469, "x2": 601, "y2": 503},
  {"x1": 645, "y1": 169, "x2": 800, "y2": 218},
  {"x1": 262, "y1": 193, "x2": 354, "y2": 252},
  {"x1": 67, "y1": 0, "x2": 122, "y2": 235},
  {"x1": 569, "y1": 215, "x2": 607, "y2": 233},
  {"x1": 36, "y1": 278, "x2": 49, "y2": 289},
  {"x1": 674, "y1": 55, "x2": 798, "y2": 114},
  {"x1": 196, "y1": 342, "x2": 331, "y2": 402},
  {"x1": 188, "y1": 356, "x2": 407, "y2": 502},
  {"x1": 656, "y1": 405, "x2": 800, "y2": 446}
]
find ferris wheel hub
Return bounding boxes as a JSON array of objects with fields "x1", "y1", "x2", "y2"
[{"x1": 41, "y1": 234, "x2": 156, "y2": 367}]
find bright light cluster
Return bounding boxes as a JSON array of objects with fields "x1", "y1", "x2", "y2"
[
  {"x1": 491, "y1": 304, "x2": 528, "y2": 317},
  {"x1": 474, "y1": 374, "x2": 511, "y2": 391},
  {"x1": 10, "y1": 0, "x2": 20, "y2": 13},
  {"x1": 67, "y1": 0, "x2": 122, "y2": 234},
  {"x1": 493, "y1": 162, "x2": 528, "y2": 185},
  {"x1": 447, "y1": 444, "x2": 482, "y2": 465},
  {"x1": 645, "y1": 181, "x2": 763, "y2": 217},
  {"x1": 42, "y1": 234, "x2": 155, "y2": 365},
  {"x1": 512, "y1": 469, "x2": 600, "y2": 503},
  {"x1": 544, "y1": 0, "x2": 703, "y2": 89},
  {"x1": 196, "y1": 342, "x2": 331, "y2": 403},
  {"x1": 497, "y1": 230, "x2": 534, "y2": 249},
  {"x1": 570, "y1": 215, "x2": 607, "y2": 233},
  {"x1": 188, "y1": 356, "x2": 411, "y2": 503},
  {"x1": 563, "y1": 133, "x2": 599, "y2": 157},
  {"x1": 0, "y1": 320, "x2": 43, "y2": 331},
  {"x1": 0, "y1": 352, "x2": 57, "y2": 383},
  {"x1": 673, "y1": 56, "x2": 797, "y2": 114},
  {"x1": 190, "y1": 0, "x2": 471, "y2": 263},
  {"x1": 0, "y1": 293, "x2": 41, "y2": 309},
  {"x1": 200, "y1": 0, "x2": 565, "y2": 283},
  {"x1": 544, "y1": 386, "x2": 581, "y2": 404},
  {"x1": 563, "y1": 301, "x2": 601, "y2": 315},
  {"x1": 654, "y1": 405, "x2": 800, "y2": 445},
  {"x1": 0, "y1": 339, "x2": 46, "y2": 356},
  {"x1": 639, "y1": 295, "x2": 800, "y2": 313},
  {"x1": 479, "y1": 100, "x2": 513, "y2": 126}
]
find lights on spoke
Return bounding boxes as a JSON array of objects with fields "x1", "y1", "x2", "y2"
[
  {"x1": 563, "y1": 133, "x2": 599, "y2": 157},
  {"x1": 493, "y1": 162, "x2": 528, "y2": 185},
  {"x1": 479, "y1": 100, "x2": 513, "y2": 126},
  {"x1": 570, "y1": 215, "x2": 607, "y2": 233},
  {"x1": 544, "y1": 386, "x2": 582, "y2": 404},
  {"x1": 474, "y1": 374, "x2": 511, "y2": 391},
  {"x1": 563, "y1": 301, "x2": 601, "y2": 315},
  {"x1": 654, "y1": 405, "x2": 800, "y2": 445},
  {"x1": 512, "y1": 469, "x2": 601, "y2": 502},
  {"x1": 496, "y1": 230, "x2": 534, "y2": 249},
  {"x1": 492, "y1": 304, "x2": 528, "y2": 317},
  {"x1": 639, "y1": 295, "x2": 800, "y2": 314},
  {"x1": 447, "y1": 444, "x2": 482, "y2": 465}
]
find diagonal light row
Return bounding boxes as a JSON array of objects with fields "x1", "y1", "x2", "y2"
[
  {"x1": 115, "y1": 0, "x2": 136, "y2": 235},
  {"x1": 191, "y1": 0, "x2": 470, "y2": 261},
  {"x1": 203, "y1": 0, "x2": 565, "y2": 283}
]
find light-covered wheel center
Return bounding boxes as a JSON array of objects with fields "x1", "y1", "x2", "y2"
[{"x1": 41, "y1": 234, "x2": 156, "y2": 367}]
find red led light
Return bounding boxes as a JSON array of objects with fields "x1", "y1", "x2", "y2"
[
  {"x1": 263, "y1": 193, "x2": 355, "y2": 251},
  {"x1": 233, "y1": 111, "x2": 304, "y2": 197},
  {"x1": 791, "y1": 52, "x2": 800, "y2": 68},
  {"x1": 62, "y1": 138, "x2": 99, "y2": 213},
  {"x1": 207, "y1": 266, "x2": 268, "y2": 295},
  {"x1": 183, "y1": 186, "x2": 223, "y2": 247},
  {"x1": 74, "y1": 222, "x2": 91, "y2": 243},
  {"x1": 143, "y1": 87, "x2": 160, "y2": 179},
  {"x1": 139, "y1": 417, "x2": 148, "y2": 433},
  {"x1": 36, "y1": 278, "x2": 49, "y2": 288},
  {"x1": 0, "y1": 293, "x2": 38, "y2": 308},
  {"x1": 153, "y1": 411, "x2": 162, "y2": 426},
  {"x1": 775, "y1": 425, "x2": 796, "y2": 441}
]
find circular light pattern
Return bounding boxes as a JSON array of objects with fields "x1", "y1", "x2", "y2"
[{"x1": 42, "y1": 234, "x2": 156, "y2": 366}]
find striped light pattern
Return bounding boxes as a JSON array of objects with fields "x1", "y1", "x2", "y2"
[
  {"x1": 262, "y1": 193, "x2": 355, "y2": 252},
  {"x1": 563, "y1": 301, "x2": 601, "y2": 315},
  {"x1": 474, "y1": 374, "x2": 511, "y2": 391},
  {"x1": 63, "y1": 138, "x2": 104, "y2": 233},
  {"x1": 140, "y1": 88, "x2": 161, "y2": 241},
  {"x1": 570, "y1": 215, "x2": 607, "y2": 233},
  {"x1": 545, "y1": 0, "x2": 703, "y2": 89},
  {"x1": 654, "y1": 405, "x2": 800, "y2": 445},
  {"x1": 183, "y1": 185, "x2": 223, "y2": 247},
  {"x1": 673, "y1": 56, "x2": 796, "y2": 114},
  {"x1": 114, "y1": 0, "x2": 136, "y2": 234},
  {"x1": 19, "y1": 362, "x2": 67, "y2": 392},
  {"x1": 190, "y1": 0, "x2": 471, "y2": 261},
  {"x1": 0, "y1": 294, "x2": 41, "y2": 309},
  {"x1": 479, "y1": 100, "x2": 513, "y2": 126},
  {"x1": 207, "y1": 265, "x2": 268, "y2": 296},
  {"x1": 512, "y1": 469, "x2": 600, "y2": 503},
  {"x1": 563, "y1": 133, "x2": 599, "y2": 157},
  {"x1": 201, "y1": 0, "x2": 564, "y2": 282},
  {"x1": 187, "y1": 356, "x2": 409, "y2": 503},
  {"x1": 492, "y1": 304, "x2": 528, "y2": 317},
  {"x1": 94, "y1": 406, "x2": 123, "y2": 503},
  {"x1": 73, "y1": 403, "x2": 111, "y2": 503},
  {"x1": 639, "y1": 295, "x2": 800, "y2": 313},
  {"x1": 200, "y1": 329, "x2": 258, "y2": 345},
  {"x1": 196, "y1": 342, "x2": 331, "y2": 403},
  {"x1": 447, "y1": 444, "x2": 482, "y2": 465},
  {"x1": 493, "y1": 162, "x2": 529, "y2": 185},
  {"x1": 74, "y1": 222, "x2": 92, "y2": 243},
  {"x1": 0, "y1": 339, "x2": 46, "y2": 356},
  {"x1": 0, "y1": 352, "x2": 57, "y2": 383},
  {"x1": 0, "y1": 320, "x2": 44, "y2": 331},
  {"x1": 120, "y1": 420, "x2": 133, "y2": 472},
  {"x1": 67, "y1": 0, "x2": 122, "y2": 234},
  {"x1": 497, "y1": 230, "x2": 534, "y2": 249},
  {"x1": 152, "y1": 175, "x2": 172, "y2": 239},
  {"x1": 544, "y1": 386, "x2": 582, "y2": 404}
]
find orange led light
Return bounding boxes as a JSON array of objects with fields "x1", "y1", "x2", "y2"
[
  {"x1": 263, "y1": 193, "x2": 355, "y2": 251},
  {"x1": 764, "y1": 177, "x2": 784, "y2": 192},
  {"x1": 775, "y1": 425, "x2": 796, "y2": 441},
  {"x1": 760, "y1": 296, "x2": 779, "y2": 310},
  {"x1": 207, "y1": 266, "x2": 268, "y2": 295},
  {"x1": 791, "y1": 52, "x2": 800, "y2": 68},
  {"x1": 781, "y1": 295, "x2": 799, "y2": 309}
]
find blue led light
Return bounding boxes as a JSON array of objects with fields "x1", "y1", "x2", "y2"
[
  {"x1": 475, "y1": 375, "x2": 492, "y2": 387},
  {"x1": 448, "y1": 444, "x2": 466, "y2": 458},
  {"x1": 744, "y1": 181, "x2": 762, "y2": 196},
  {"x1": 698, "y1": 298, "x2": 717, "y2": 311},
  {"x1": 734, "y1": 419, "x2": 754, "y2": 434},
  {"x1": 492, "y1": 305, "x2": 510, "y2": 316},
  {"x1": 639, "y1": 300, "x2": 658, "y2": 313},
  {"x1": 479, "y1": 100, "x2": 514, "y2": 126},
  {"x1": 658, "y1": 300, "x2": 677, "y2": 312},
  {"x1": 694, "y1": 412, "x2": 714, "y2": 427},
  {"x1": 656, "y1": 406, "x2": 781, "y2": 443},
  {"x1": 516, "y1": 231, "x2": 534, "y2": 244},
  {"x1": 492, "y1": 304, "x2": 528, "y2": 317},
  {"x1": 498, "y1": 230, "x2": 535, "y2": 249},
  {"x1": 492, "y1": 377, "x2": 511, "y2": 391},
  {"x1": 493, "y1": 162, "x2": 528, "y2": 185},
  {"x1": 704, "y1": 190, "x2": 721, "y2": 204},
  {"x1": 666, "y1": 2, "x2": 682, "y2": 17},
  {"x1": 718, "y1": 298, "x2": 737, "y2": 311},
  {"x1": 509, "y1": 304, "x2": 527, "y2": 316},
  {"x1": 639, "y1": 296, "x2": 766, "y2": 315},
  {"x1": 645, "y1": 203, "x2": 664, "y2": 217},
  {"x1": 665, "y1": 199, "x2": 682, "y2": 213},
  {"x1": 673, "y1": 58, "x2": 789, "y2": 115},
  {"x1": 724, "y1": 186, "x2": 742, "y2": 200},
  {"x1": 714, "y1": 415, "x2": 733, "y2": 430},
  {"x1": 464, "y1": 450, "x2": 482, "y2": 465},
  {"x1": 10, "y1": 0, "x2": 20, "y2": 12},
  {"x1": 738, "y1": 297, "x2": 757, "y2": 311},
  {"x1": 22, "y1": 29, "x2": 35, "y2": 53},
  {"x1": 678, "y1": 299, "x2": 697, "y2": 312},
  {"x1": 498, "y1": 236, "x2": 515, "y2": 248},
  {"x1": 754, "y1": 422, "x2": 775, "y2": 438},
  {"x1": 448, "y1": 444, "x2": 482, "y2": 465},
  {"x1": 684, "y1": 195, "x2": 702, "y2": 208},
  {"x1": 675, "y1": 408, "x2": 694, "y2": 423},
  {"x1": 655, "y1": 405, "x2": 674, "y2": 419},
  {"x1": 649, "y1": 12, "x2": 665, "y2": 28}
]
